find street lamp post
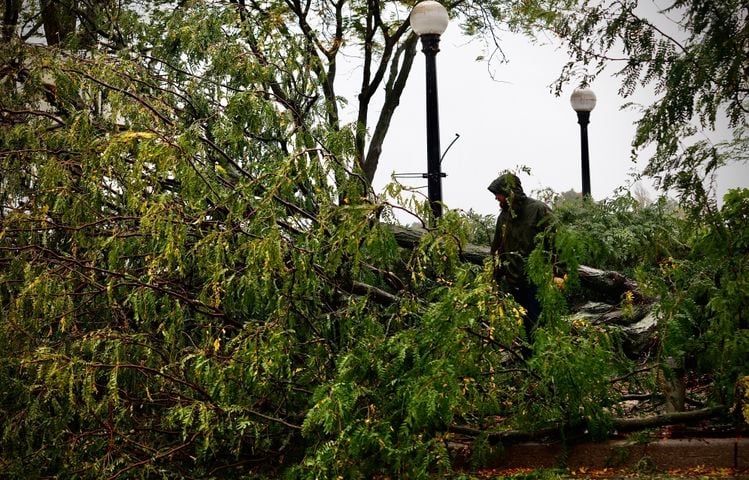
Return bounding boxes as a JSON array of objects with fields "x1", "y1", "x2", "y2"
[
  {"x1": 410, "y1": 1, "x2": 449, "y2": 222},
  {"x1": 570, "y1": 87, "x2": 596, "y2": 198}
]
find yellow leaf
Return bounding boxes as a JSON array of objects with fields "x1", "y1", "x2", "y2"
[{"x1": 117, "y1": 131, "x2": 157, "y2": 142}]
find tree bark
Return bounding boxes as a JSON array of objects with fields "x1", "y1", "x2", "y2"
[
  {"x1": 40, "y1": 0, "x2": 77, "y2": 46},
  {"x1": 3, "y1": 0, "x2": 23, "y2": 41},
  {"x1": 362, "y1": 33, "x2": 419, "y2": 183}
]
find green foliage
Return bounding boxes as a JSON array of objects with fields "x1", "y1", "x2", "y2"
[
  {"x1": 295, "y1": 226, "x2": 520, "y2": 478},
  {"x1": 545, "y1": 188, "x2": 747, "y2": 409},
  {"x1": 524, "y1": 230, "x2": 627, "y2": 436},
  {"x1": 641, "y1": 188, "x2": 749, "y2": 405},
  {"x1": 526, "y1": 188, "x2": 747, "y2": 424},
  {"x1": 548, "y1": 194, "x2": 687, "y2": 276},
  {"x1": 0, "y1": 16, "x2": 368, "y2": 474},
  {"x1": 0, "y1": 16, "x2": 584, "y2": 474},
  {"x1": 459, "y1": 209, "x2": 497, "y2": 246},
  {"x1": 1, "y1": 1, "x2": 576, "y2": 476},
  {"x1": 525, "y1": 322, "x2": 619, "y2": 437},
  {"x1": 1, "y1": 0, "x2": 747, "y2": 477}
]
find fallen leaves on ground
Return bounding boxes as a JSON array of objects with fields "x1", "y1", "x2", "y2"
[{"x1": 472, "y1": 465, "x2": 748, "y2": 478}]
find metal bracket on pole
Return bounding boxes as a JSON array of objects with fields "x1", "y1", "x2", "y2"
[{"x1": 440, "y1": 133, "x2": 460, "y2": 164}]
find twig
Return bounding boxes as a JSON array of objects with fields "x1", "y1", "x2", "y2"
[{"x1": 107, "y1": 432, "x2": 199, "y2": 480}]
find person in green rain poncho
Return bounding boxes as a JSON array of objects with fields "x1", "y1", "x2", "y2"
[{"x1": 488, "y1": 173, "x2": 559, "y2": 339}]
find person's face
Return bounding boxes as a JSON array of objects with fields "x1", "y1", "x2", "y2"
[{"x1": 495, "y1": 192, "x2": 508, "y2": 209}]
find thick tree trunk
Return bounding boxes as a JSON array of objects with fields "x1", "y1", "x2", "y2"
[
  {"x1": 3, "y1": 0, "x2": 23, "y2": 41},
  {"x1": 40, "y1": 0, "x2": 76, "y2": 45},
  {"x1": 449, "y1": 406, "x2": 727, "y2": 443},
  {"x1": 387, "y1": 223, "x2": 647, "y2": 301},
  {"x1": 388, "y1": 224, "x2": 491, "y2": 266}
]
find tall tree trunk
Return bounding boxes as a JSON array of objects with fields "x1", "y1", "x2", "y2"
[
  {"x1": 40, "y1": 0, "x2": 76, "y2": 45},
  {"x1": 363, "y1": 33, "x2": 419, "y2": 183},
  {"x1": 3, "y1": 0, "x2": 23, "y2": 41}
]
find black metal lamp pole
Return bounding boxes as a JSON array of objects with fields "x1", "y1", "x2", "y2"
[
  {"x1": 570, "y1": 87, "x2": 596, "y2": 199},
  {"x1": 411, "y1": 0, "x2": 448, "y2": 225},
  {"x1": 576, "y1": 110, "x2": 591, "y2": 197},
  {"x1": 420, "y1": 33, "x2": 444, "y2": 220}
]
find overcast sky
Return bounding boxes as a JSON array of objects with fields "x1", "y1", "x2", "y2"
[{"x1": 341, "y1": 4, "x2": 748, "y2": 220}]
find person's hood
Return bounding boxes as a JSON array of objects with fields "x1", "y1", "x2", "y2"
[{"x1": 488, "y1": 173, "x2": 524, "y2": 196}]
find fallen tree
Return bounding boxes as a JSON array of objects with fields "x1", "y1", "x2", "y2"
[
  {"x1": 2, "y1": 0, "x2": 746, "y2": 474},
  {"x1": 386, "y1": 223, "x2": 741, "y2": 436},
  {"x1": 387, "y1": 223, "x2": 657, "y2": 355},
  {"x1": 387, "y1": 224, "x2": 648, "y2": 302}
]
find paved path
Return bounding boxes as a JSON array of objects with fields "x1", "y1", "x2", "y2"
[{"x1": 452, "y1": 436, "x2": 748, "y2": 475}]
